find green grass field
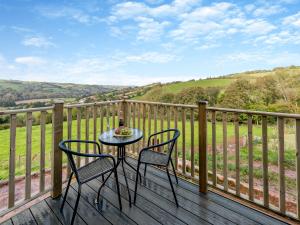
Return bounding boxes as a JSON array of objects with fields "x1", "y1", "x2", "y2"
[
  {"x1": 134, "y1": 78, "x2": 235, "y2": 100},
  {"x1": 158, "y1": 78, "x2": 235, "y2": 94},
  {"x1": 0, "y1": 116, "x2": 296, "y2": 181}
]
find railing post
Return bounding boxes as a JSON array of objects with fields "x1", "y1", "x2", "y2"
[
  {"x1": 51, "y1": 101, "x2": 64, "y2": 198},
  {"x1": 122, "y1": 96, "x2": 128, "y2": 126},
  {"x1": 198, "y1": 101, "x2": 208, "y2": 193}
]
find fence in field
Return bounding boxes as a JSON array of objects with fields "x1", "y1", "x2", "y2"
[{"x1": 0, "y1": 99, "x2": 300, "y2": 221}]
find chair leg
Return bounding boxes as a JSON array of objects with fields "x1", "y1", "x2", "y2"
[
  {"x1": 170, "y1": 159, "x2": 178, "y2": 184},
  {"x1": 166, "y1": 168, "x2": 179, "y2": 207},
  {"x1": 102, "y1": 174, "x2": 104, "y2": 182},
  {"x1": 114, "y1": 168, "x2": 122, "y2": 211},
  {"x1": 71, "y1": 184, "x2": 81, "y2": 225},
  {"x1": 134, "y1": 162, "x2": 141, "y2": 204},
  {"x1": 144, "y1": 164, "x2": 147, "y2": 177},
  {"x1": 60, "y1": 172, "x2": 73, "y2": 212},
  {"x1": 96, "y1": 170, "x2": 113, "y2": 203}
]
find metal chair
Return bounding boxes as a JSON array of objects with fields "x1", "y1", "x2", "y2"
[
  {"x1": 133, "y1": 129, "x2": 180, "y2": 207},
  {"x1": 59, "y1": 140, "x2": 122, "y2": 225}
]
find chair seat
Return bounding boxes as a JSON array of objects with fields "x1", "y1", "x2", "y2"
[
  {"x1": 77, "y1": 157, "x2": 113, "y2": 183},
  {"x1": 140, "y1": 150, "x2": 168, "y2": 166}
]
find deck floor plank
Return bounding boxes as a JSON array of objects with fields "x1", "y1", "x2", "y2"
[
  {"x1": 123, "y1": 164, "x2": 258, "y2": 225},
  {"x1": 45, "y1": 197, "x2": 87, "y2": 225},
  {"x1": 1, "y1": 157, "x2": 290, "y2": 225},
  {"x1": 70, "y1": 184, "x2": 137, "y2": 225},
  {"x1": 126, "y1": 158, "x2": 289, "y2": 225},
  {"x1": 105, "y1": 174, "x2": 210, "y2": 225},
  {"x1": 30, "y1": 200, "x2": 62, "y2": 225},
  {"x1": 65, "y1": 187, "x2": 111, "y2": 225},
  {"x1": 86, "y1": 179, "x2": 161, "y2": 225},
  {"x1": 117, "y1": 168, "x2": 235, "y2": 225},
  {"x1": 0, "y1": 219, "x2": 13, "y2": 225},
  {"x1": 11, "y1": 208, "x2": 37, "y2": 225}
]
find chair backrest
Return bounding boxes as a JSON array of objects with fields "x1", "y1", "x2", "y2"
[
  {"x1": 58, "y1": 140, "x2": 81, "y2": 181},
  {"x1": 148, "y1": 129, "x2": 180, "y2": 163}
]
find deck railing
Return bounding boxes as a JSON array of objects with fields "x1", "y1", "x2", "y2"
[{"x1": 0, "y1": 99, "x2": 299, "y2": 222}]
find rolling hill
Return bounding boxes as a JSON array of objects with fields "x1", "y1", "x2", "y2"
[
  {"x1": 0, "y1": 80, "x2": 129, "y2": 106},
  {"x1": 134, "y1": 66, "x2": 300, "y2": 102}
]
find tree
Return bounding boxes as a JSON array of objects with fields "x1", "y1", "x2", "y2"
[{"x1": 219, "y1": 79, "x2": 254, "y2": 109}]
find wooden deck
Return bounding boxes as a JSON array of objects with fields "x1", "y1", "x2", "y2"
[{"x1": 0, "y1": 158, "x2": 288, "y2": 225}]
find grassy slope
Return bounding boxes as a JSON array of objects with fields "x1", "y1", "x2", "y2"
[{"x1": 135, "y1": 66, "x2": 300, "y2": 101}]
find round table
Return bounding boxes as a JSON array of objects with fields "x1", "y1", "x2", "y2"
[{"x1": 99, "y1": 128, "x2": 143, "y2": 206}]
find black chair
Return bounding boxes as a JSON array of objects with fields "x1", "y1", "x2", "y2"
[
  {"x1": 59, "y1": 140, "x2": 122, "y2": 225},
  {"x1": 133, "y1": 129, "x2": 180, "y2": 206}
]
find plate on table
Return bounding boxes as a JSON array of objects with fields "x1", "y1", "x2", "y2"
[{"x1": 113, "y1": 127, "x2": 132, "y2": 137}]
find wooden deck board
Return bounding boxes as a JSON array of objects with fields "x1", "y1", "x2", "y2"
[{"x1": 1, "y1": 158, "x2": 289, "y2": 225}]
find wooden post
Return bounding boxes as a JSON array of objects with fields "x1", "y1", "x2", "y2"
[
  {"x1": 122, "y1": 96, "x2": 128, "y2": 126},
  {"x1": 198, "y1": 101, "x2": 207, "y2": 193},
  {"x1": 51, "y1": 101, "x2": 64, "y2": 198},
  {"x1": 8, "y1": 114, "x2": 17, "y2": 208}
]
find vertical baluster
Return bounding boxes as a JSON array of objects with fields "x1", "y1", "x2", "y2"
[
  {"x1": 262, "y1": 116, "x2": 269, "y2": 207},
  {"x1": 112, "y1": 103, "x2": 116, "y2": 129},
  {"x1": 128, "y1": 102, "x2": 131, "y2": 129},
  {"x1": 112, "y1": 103, "x2": 116, "y2": 155},
  {"x1": 190, "y1": 108, "x2": 195, "y2": 177},
  {"x1": 132, "y1": 103, "x2": 136, "y2": 153},
  {"x1": 167, "y1": 107, "x2": 171, "y2": 140},
  {"x1": 106, "y1": 104, "x2": 111, "y2": 153},
  {"x1": 40, "y1": 111, "x2": 46, "y2": 192},
  {"x1": 234, "y1": 113, "x2": 240, "y2": 196},
  {"x1": 182, "y1": 108, "x2": 186, "y2": 174},
  {"x1": 93, "y1": 105, "x2": 97, "y2": 155},
  {"x1": 85, "y1": 107, "x2": 89, "y2": 164},
  {"x1": 223, "y1": 112, "x2": 228, "y2": 191},
  {"x1": 142, "y1": 103, "x2": 146, "y2": 147},
  {"x1": 148, "y1": 104, "x2": 151, "y2": 139},
  {"x1": 278, "y1": 117, "x2": 285, "y2": 213},
  {"x1": 154, "y1": 105, "x2": 157, "y2": 145},
  {"x1": 160, "y1": 106, "x2": 164, "y2": 146},
  {"x1": 174, "y1": 107, "x2": 178, "y2": 170},
  {"x1": 25, "y1": 112, "x2": 32, "y2": 200},
  {"x1": 67, "y1": 108, "x2": 72, "y2": 175},
  {"x1": 211, "y1": 111, "x2": 217, "y2": 186},
  {"x1": 8, "y1": 114, "x2": 16, "y2": 208},
  {"x1": 76, "y1": 107, "x2": 81, "y2": 167},
  {"x1": 296, "y1": 119, "x2": 300, "y2": 219},
  {"x1": 248, "y1": 115, "x2": 254, "y2": 201},
  {"x1": 100, "y1": 105, "x2": 104, "y2": 152},
  {"x1": 138, "y1": 103, "x2": 141, "y2": 151}
]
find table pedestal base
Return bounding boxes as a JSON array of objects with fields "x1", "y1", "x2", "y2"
[{"x1": 116, "y1": 146, "x2": 142, "y2": 207}]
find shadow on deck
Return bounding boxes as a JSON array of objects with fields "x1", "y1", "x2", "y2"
[{"x1": 0, "y1": 158, "x2": 288, "y2": 225}]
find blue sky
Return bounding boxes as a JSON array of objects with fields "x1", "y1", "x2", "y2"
[{"x1": 0, "y1": 0, "x2": 300, "y2": 85}]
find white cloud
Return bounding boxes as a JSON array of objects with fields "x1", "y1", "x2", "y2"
[
  {"x1": 124, "y1": 52, "x2": 176, "y2": 63},
  {"x1": 136, "y1": 17, "x2": 170, "y2": 41},
  {"x1": 15, "y1": 57, "x2": 46, "y2": 66},
  {"x1": 242, "y1": 19, "x2": 276, "y2": 35},
  {"x1": 36, "y1": 6, "x2": 101, "y2": 25},
  {"x1": 221, "y1": 51, "x2": 300, "y2": 67},
  {"x1": 252, "y1": 5, "x2": 284, "y2": 17},
  {"x1": 22, "y1": 36, "x2": 55, "y2": 48},
  {"x1": 254, "y1": 30, "x2": 300, "y2": 45},
  {"x1": 283, "y1": 11, "x2": 300, "y2": 27},
  {"x1": 109, "y1": 0, "x2": 200, "y2": 21}
]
